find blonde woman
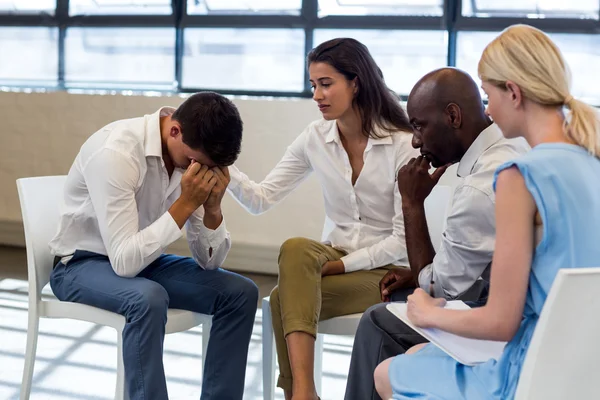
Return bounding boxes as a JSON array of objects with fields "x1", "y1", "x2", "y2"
[{"x1": 374, "y1": 24, "x2": 600, "y2": 400}]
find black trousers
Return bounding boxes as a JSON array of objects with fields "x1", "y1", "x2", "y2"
[{"x1": 344, "y1": 282, "x2": 488, "y2": 400}]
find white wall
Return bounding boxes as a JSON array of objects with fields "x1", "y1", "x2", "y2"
[{"x1": 0, "y1": 90, "x2": 458, "y2": 274}]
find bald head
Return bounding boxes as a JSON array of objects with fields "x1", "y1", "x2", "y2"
[
  {"x1": 408, "y1": 68, "x2": 485, "y2": 115},
  {"x1": 406, "y1": 68, "x2": 491, "y2": 167}
]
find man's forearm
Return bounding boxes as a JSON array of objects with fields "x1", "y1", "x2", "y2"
[
  {"x1": 203, "y1": 207, "x2": 223, "y2": 230},
  {"x1": 402, "y1": 201, "x2": 436, "y2": 283}
]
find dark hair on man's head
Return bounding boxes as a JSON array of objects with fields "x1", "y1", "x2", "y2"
[
  {"x1": 171, "y1": 92, "x2": 243, "y2": 166},
  {"x1": 307, "y1": 38, "x2": 412, "y2": 139}
]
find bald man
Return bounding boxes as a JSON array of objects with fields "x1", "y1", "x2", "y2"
[{"x1": 343, "y1": 68, "x2": 530, "y2": 400}]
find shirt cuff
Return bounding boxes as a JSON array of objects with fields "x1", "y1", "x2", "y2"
[
  {"x1": 418, "y1": 263, "x2": 443, "y2": 298},
  {"x1": 226, "y1": 165, "x2": 243, "y2": 191},
  {"x1": 158, "y1": 211, "x2": 184, "y2": 247},
  {"x1": 341, "y1": 248, "x2": 372, "y2": 273},
  {"x1": 196, "y1": 217, "x2": 228, "y2": 249}
]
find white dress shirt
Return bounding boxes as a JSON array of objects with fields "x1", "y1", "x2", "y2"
[
  {"x1": 418, "y1": 124, "x2": 530, "y2": 298},
  {"x1": 49, "y1": 107, "x2": 230, "y2": 277},
  {"x1": 227, "y1": 118, "x2": 419, "y2": 273}
]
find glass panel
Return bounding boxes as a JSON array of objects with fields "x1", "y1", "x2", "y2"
[
  {"x1": 65, "y1": 28, "x2": 175, "y2": 89},
  {"x1": 0, "y1": 0, "x2": 55, "y2": 14},
  {"x1": 319, "y1": 0, "x2": 443, "y2": 17},
  {"x1": 182, "y1": 28, "x2": 305, "y2": 92},
  {"x1": 69, "y1": 0, "x2": 171, "y2": 16},
  {"x1": 313, "y1": 30, "x2": 447, "y2": 95},
  {"x1": 457, "y1": 32, "x2": 600, "y2": 104},
  {"x1": 0, "y1": 27, "x2": 58, "y2": 85},
  {"x1": 462, "y1": 0, "x2": 599, "y2": 19},
  {"x1": 187, "y1": 0, "x2": 301, "y2": 15}
]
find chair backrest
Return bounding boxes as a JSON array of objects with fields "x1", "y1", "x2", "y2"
[
  {"x1": 515, "y1": 267, "x2": 600, "y2": 400},
  {"x1": 16, "y1": 176, "x2": 67, "y2": 302},
  {"x1": 424, "y1": 185, "x2": 452, "y2": 252}
]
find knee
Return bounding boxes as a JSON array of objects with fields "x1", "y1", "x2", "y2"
[
  {"x1": 228, "y1": 275, "x2": 259, "y2": 314},
  {"x1": 357, "y1": 303, "x2": 385, "y2": 336},
  {"x1": 129, "y1": 283, "x2": 169, "y2": 320},
  {"x1": 374, "y1": 358, "x2": 394, "y2": 400},
  {"x1": 241, "y1": 277, "x2": 259, "y2": 308},
  {"x1": 278, "y1": 237, "x2": 314, "y2": 265},
  {"x1": 355, "y1": 306, "x2": 376, "y2": 338}
]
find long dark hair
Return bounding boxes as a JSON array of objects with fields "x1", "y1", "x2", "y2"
[{"x1": 307, "y1": 38, "x2": 412, "y2": 139}]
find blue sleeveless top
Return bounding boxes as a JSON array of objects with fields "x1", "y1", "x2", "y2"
[{"x1": 489, "y1": 142, "x2": 600, "y2": 397}]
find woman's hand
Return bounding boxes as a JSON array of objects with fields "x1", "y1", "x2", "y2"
[
  {"x1": 321, "y1": 260, "x2": 345, "y2": 276},
  {"x1": 407, "y1": 288, "x2": 446, "y2": 328}
]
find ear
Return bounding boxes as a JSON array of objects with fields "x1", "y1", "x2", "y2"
[
  {"x1": 352, "y1": 77, "x2": 359, "y2": 95},
  {"x1": 169, "y1": 122, "x2": 181, "y2": 139},
  {"x1": 445, "y1": 103, "x2": 462, "y2": 129},
  {"x1": 505, "y1": 81, "x2": 523, "y2": 109}
]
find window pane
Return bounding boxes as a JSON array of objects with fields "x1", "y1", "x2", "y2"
[
  {"x1": 314, "y1": 30, "x2": 447, "y2": 95},
  {"x1": 187, "y1": 0, "x2": 301, "y2": 15},
  {"x1": 69, "y1": 0, "x2": 171, "y2": 16},
  {"x1": 0, "y1": 0, "x2": 55, "y2": 14},
  {"x1": 457, "y1": 32, "x2": 600, "y2": 104},
  {"x1": 0, "y1": 27, "x2": 58, "y2": 85},
  {"x1": 462, "y1": 0, "x2": 599, "y2": 19},
  {"x1": 182, "y1": 28, "x2": 305, "y2": 92},
  {"x1": 65, "y1": 28, "x2": 175, "y2": 89},
  {"x1": 319, "y1": 0, "x2": 443, "y2": 17}
]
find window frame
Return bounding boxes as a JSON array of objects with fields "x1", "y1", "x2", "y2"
[{"x1": 0, "y1": 0, "x2": 598, "y2": 101}]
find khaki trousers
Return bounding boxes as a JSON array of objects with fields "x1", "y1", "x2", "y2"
[{"x1": 270, "y1": 237, "x2": 395, "y2": 391}]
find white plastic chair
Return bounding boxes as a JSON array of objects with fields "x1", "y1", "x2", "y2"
[
  {"x1": 514, "y1": 267, "x2": 600, "y2": 400},
  {"x1": 261, "y1": 185, "x2": 453, "y2": 399},
  {"x1": 17, "y1": 175, "x2": 213, "y2": 400}
]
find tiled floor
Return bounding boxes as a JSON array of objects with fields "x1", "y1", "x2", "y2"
[{"x1": 0, "y1": 246, "x2": 354, "y2": 400}]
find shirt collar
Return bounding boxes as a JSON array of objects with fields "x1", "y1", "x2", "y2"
[
  {"x1": 457, "y1": 123, "x2": 504, "y2": 177},
  {"x1": 325, "y1": 122, "x2": 394, "y2": 147},
  {"x1": 144, "y1": 106, "x2": 176, "y2": 158}
]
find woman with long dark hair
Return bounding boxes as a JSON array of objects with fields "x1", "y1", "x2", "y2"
[{"x1": 228, "y1": 38, "x2": 418, "y2": 399}]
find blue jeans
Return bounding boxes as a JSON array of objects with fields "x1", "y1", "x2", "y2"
[{"x1": 50, "y1": 250, "x2": 258, "y2": 400}]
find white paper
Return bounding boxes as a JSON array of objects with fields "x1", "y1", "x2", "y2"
[{"x1": 386, "y1": 301, "x2": 507, "y2": 366}]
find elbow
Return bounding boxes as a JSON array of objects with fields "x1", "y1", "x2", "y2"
[
  {"x1": 109, "y1": 247, "x2": 142, "y2": 278},
  {"x1": 248, "y1": 208, "x2": 268, "y2": 216},
  {"x1": 490, "y1": 317, "x2": 521, "y2": 342}
]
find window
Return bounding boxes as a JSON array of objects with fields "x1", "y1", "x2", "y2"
[
  {"x1": 314, "y1": 29, "x2": 447, "y2": 94},
  {"x1": 69, "y1": 0, "x2": 172, "y2": 16},
  {"x1": 457, "y1": 31, "x2": 600, "y2": 104},
  {"x1": 65, "y1": 28, "x2": 175, "y2": 89},
  {"x1": 462, "y1": 0, "x2": 599, "y2": 19},
  {"x1": 0, "y1": 0, "x2": 55, "y2": 14},
  {"x1": 0, "y1": 1, "x2": 598, "y2": 103},
  {"x1": 0, "y1": 27, "x2": 58, "y2": 85},
  {"x1": 318, "y1": 0, "x2": 443, "y2": 17},
  {"x1": 187, "y1": 0, "x2": 302, "y2": 15},
  {"x1": 183, "y1": 28, "x2": 305, "y2": 91}
]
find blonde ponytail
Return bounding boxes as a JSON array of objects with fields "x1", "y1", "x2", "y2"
[
  {"x1": 564, "y1": 97, "x2": 600, "y2": 157},
  {"x1": 478, "y1": 24, "x2": 600, "y2": 157}
]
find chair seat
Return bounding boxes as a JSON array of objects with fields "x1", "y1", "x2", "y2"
[
  {"x1": 318, "y1": 313, "x2": 363, "y2": 336},
  {"x1": 40, "y1": 299, "x2": 207, "y2": 334}
]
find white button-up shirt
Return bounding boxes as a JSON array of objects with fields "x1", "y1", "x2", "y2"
[
  {"x1": 227, "y1": 119, "x2": 419, "y2": 273},
  {"x1": 418, "y1": 124, "x2": 530, "y2": 298},
  {"x1": 49, "y1": 107, "x2": 230, "y2": 277}
]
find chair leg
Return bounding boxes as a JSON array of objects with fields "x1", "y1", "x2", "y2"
[
  {"x1": 314, "y1": 334, "x2": 324, "y2": 396},
  {"x1": 201, "y1": 318, "x2": 212, "y2": 372},
  {"x1": 115, "y1": 329, "x2": 127, "y2": 400},
  {"x1": 19, "y1": 311, "x2": 40, "y2": 400},
  {"x1": 262, "y1": 298, "x2": 276, "y2": 400}
]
